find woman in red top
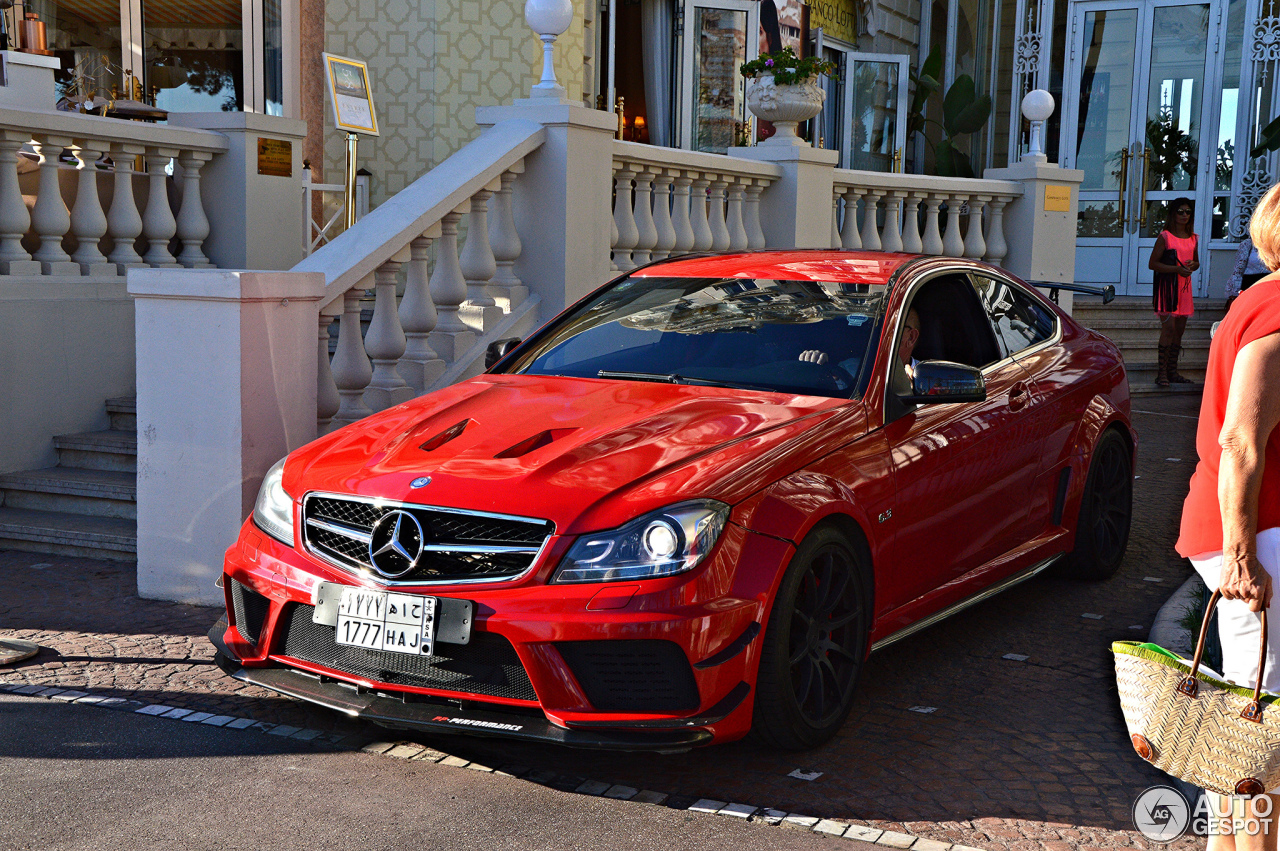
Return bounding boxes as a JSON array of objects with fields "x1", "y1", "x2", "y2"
[
  {"x1": 1150, "y1": 198, "x2": 1200, "y2": 386},
  {"x1": 1177, "y1": 184, "x2": 1280, "y2": 848}
]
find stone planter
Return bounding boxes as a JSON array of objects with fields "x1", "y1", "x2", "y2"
[{"x1": 745, "y1": 74, "x2": 825, "y2": 146}]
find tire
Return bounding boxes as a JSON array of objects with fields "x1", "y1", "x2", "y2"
[
  {"x1": 1064, "y1": 428, "x2": 1133, "y2": 580},
  {"x1": 752, "y1": 526, "x2": 871, "y2": 750}
]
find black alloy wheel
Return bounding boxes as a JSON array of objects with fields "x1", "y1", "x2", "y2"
[
  {"x1": 753, "y1": 526, "x2": 870, "y2": 750},
  {"x1": 1066, "y1": 429, "x2": 1133, "y2": 580}
]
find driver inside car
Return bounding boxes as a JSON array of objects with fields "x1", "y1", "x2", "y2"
[{"x1": 801, "y1": 307, "x2": 921, "y2": 393}]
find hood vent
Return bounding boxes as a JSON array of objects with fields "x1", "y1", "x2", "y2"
[
  {"x1": 495, "y1": 428, "x2": 577, "y2": 459},
  {"x1": 420, "y1": 419, "x2": 471, "y2": 452}
]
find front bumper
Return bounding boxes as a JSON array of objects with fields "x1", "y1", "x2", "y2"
[{"x1": 210, "y1": 617, "x2": 725, "y2": 751}]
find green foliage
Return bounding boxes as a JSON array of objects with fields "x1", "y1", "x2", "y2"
[
  {"x1": 740, "y1": 47, "x2": 838, "y2": 86},
  {"x1": 905, "y1": 46, "x2": 993, "y2": 178}
]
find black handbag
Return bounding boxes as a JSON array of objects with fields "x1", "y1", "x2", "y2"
[{"x1": 1152, "y1": 248, "x2": 1181, "y2": 313}]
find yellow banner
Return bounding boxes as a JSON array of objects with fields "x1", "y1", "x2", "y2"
[{"x1": 809, "y1": 0, "x2": 858, "y2": 45}]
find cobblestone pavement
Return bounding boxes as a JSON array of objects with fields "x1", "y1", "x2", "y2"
[{"x1": 0, "y1": 392, "x2": 1206, "y2": 850}]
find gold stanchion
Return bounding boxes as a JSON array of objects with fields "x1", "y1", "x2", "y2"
[{"x1": 344, "y1": 131, "x2": 359, "y2": 230}]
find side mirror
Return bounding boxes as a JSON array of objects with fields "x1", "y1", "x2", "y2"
[
  {"x1": 485, "y1": 337, "x2": 522, "y2": 369},
  {"x1": 901, "y1": 360, "x2": 986, "y2": 404}
]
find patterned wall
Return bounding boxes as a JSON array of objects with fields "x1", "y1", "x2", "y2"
[{"x1": 323, "y1": 0, "x2": 586, "y2": 207}]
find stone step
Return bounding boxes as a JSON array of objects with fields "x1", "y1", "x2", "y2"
[
  {"x1": 0, "y1": 468, "x2": 136, "y2": 519},
  {"x1": 0, "y1": 506, "x2": 136, "y2": 560},
  {"x1": 53, "y1": 429, "x2": 137, "y2": 473},
  {"x1": 106, "y1": 396, "x2": 136, "y2": 432}
]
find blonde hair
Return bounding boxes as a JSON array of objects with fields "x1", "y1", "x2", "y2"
[{"x1": 1249, "y1": 183, "x2": 1280, "y2": 271}]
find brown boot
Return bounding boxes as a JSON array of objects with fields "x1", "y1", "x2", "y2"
[
  {"x1": 1168, "y1": 344, "x2": 1193, "y2": 384},
  {"x1": 1156, "y1": 344, "x2": 1171, "y2": 387}
]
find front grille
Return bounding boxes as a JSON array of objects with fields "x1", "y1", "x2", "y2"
[
  {"x1": 302, "y1": 493, "x2": 554, "y2": 585},
  {"x1": 229, "y1": 579, "x2": 271, "y2": 647},
  {"x1": 278, "y1": 603, "x2": 537, "y2": 701},
  {"x1": 556, "y1": 640, "x2": 700, "y2": 713}
]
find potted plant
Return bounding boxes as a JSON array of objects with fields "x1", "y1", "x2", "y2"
[{"x1": 741, "y1": 47, "x2": 836, "y2": 146}]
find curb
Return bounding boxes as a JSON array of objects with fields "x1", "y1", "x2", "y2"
[
  {"x1": 0, "y1": 677, "x2": 984, "y2": 851},
  {"x1": 1148, "y1": 574, "x2": 1206, "y2": 656}
]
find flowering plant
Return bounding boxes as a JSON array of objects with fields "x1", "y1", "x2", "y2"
[{"x1": 740, "y1": 47, "x2": 837, "y2": 85}]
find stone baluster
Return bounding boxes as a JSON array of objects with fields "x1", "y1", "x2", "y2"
[
  {"x1": 964, "y1": 196, "x2": 988, "y2": 259},
  {"x1": 142, "y1": 148, "x2": 180, "y2": 267},
  {"x1": 707, "y1": 178, "x2": 730, "y2": 251},
  {"x1": 880, "y1": 192, "x2": 904, "y2": 253},
  {"x1": 860, "y1": 191, "x2": 883, "y2": 251},
  {"x1": 651, "y1": 170, "x2": 676, "y2": 261},
  {"x1": 726, "y1": 178, "x2": 748, "y2": 251},
  {"x1": 830, "y1": 193, "x2": 841, "y2": 249},
  {"x1": 840, "y1": 188, "x2": 862, "y2": 250},
  {"x1": 31, "y1": 134, "x2": 77, "y2": 274},
  {"x1": 427, "y1": 209, "x2": 476, "y2": 364},
  {"x1": 0, "y1": 132, "x2": 35, "y2": 273},
  {"x1": 689, "y1": 176, "x2": 713, "y2": 251},
  {"x1": 900, "y1": 193, "x2": 924, "y2": 254},
  {"x1": 942, "y1": 196, "x2": 966, "y2": 257},
  {"x1": 612, "y1": 165, "x2": 638, "y2": 269},
  {"x1": 921, "y1": 194, "x2": 945, "y2": 256},
  {"x1": 70, "y1": 141, "x2": 111, "y2": 274},
  {"x1": 460, "y1": 187, "x2": 496, "y2": 308},
  {"x1": 610, "y1": 211, "x2": 619, "y2": 271},
  {"x1": 489, "y1": 168, "x2": 525, "y2": 309},
  {"x1": 317, "y1": 312, "x2": 341, "y2": 434},
  {"x1": 400, "y1": 232, "x2": 444, "y2": 392},
  {"x1": 363, "y1": 258, "x2": 412, "y2": 412},
  {"x1": 631, "y1": 167, "x2": 656, "y2": 265},
  {"x1": 175, "y1": 150, "x2": 213, "y2": 268},
  {"x1": 985, "y1": 198, "x2": 1009, "y2": 265},
  {"x1": 670, "y1": 173, "x2": 695, "y2": 254},
  {"x1": 330, "y1": 287, "x2": 374, "y2": 426},
  {"x1": 107, "y1": 143, "x2": 145, "y2": 272},
  {"x1": 744, "y1": 180, "x2": 766, "y2": 250}
]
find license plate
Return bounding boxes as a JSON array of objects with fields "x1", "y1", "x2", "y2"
[{"x1": 335, "y1": 587, "x2": 436, "y2": 657}]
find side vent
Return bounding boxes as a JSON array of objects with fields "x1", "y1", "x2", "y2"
[
  {"x1": 420, "y1": 419, "x2": 470, "y2": 452},
  {"x1": 495, "y1": 429, "x2": 577, "y2": 459}
]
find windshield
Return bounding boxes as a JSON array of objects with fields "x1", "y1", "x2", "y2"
[{"x1": 505, "y1": 276, "x2": 887, "y2": 399}]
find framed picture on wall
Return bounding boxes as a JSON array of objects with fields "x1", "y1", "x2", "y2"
[{"x1": 322, "y1": 53, "x2": 379, "y2": 135}]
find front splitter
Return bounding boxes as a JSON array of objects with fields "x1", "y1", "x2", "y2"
[{"x1": 208, "y1": 618, "x2": 717, "y2": 752}]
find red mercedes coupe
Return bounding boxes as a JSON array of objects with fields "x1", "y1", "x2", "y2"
[{"x1": 210, "y1": 251, "x2": 1134, "y2": 750}]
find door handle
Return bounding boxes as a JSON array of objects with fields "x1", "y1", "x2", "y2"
[
  {"x1": 1117, "y1": 148, "x2": 1130, "y2": 227},
  {"x1": 1137, "y1": 147, "x2": 1150, "y2": 231},
  {"x1": 1009, "y1": 382, "x2": 1029, "y2": 411}
]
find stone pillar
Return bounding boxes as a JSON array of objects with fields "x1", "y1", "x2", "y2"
[
  {"x1": 129, "y1": 269, "x2": 324, "y2": 605},
  {"x1": 728, "y1": 145, "x2": 839, "y2": 249},
  {"x1": 475, "y1": 102, "x2": 617, "y2": 317}
]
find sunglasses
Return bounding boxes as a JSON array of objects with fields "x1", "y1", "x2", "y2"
[{"x1": 1174, "y1": 209, "x2": 1192, "y2": 215}]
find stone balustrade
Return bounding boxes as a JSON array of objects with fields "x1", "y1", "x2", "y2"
[
  {"x1": 831, "y1": 170, "x2": 1023, "y2": 266},
  {"x1": 611, "y1": 141, "x2": 782, "y2": 270},
  {"x1": 0, "y1": 107, "x2": 229, "y2": 276}
]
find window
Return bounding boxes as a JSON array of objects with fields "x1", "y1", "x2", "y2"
[{"x1": 971, "y1": 275, "x2": 1057, "y2": 357}]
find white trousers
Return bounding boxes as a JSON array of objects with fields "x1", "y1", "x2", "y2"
[{"x1": 1190, "y1": 527, "x2": 1280, "y2": 693}]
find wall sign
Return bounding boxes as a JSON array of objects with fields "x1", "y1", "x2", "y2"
[
  {"x1": 322, "y1": 52, "x2": 379, "y2": 136},
  {"x1": 256, "y1": 138, "x2": 292, "y2": 177},
  {"x1": 809, "y1": 0, "x2": 858, "y2": 45},
  {"x1": 1044, "y1": 185, "x2": 1071, "y2": 212}
]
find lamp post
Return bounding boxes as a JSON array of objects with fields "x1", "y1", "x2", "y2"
[
  {"x1": 524, "y1": 0, "x2": 573, "y2": 101},
  {"x1": 1021, "y1": 89, "x2": 1055, "y2": 164}
]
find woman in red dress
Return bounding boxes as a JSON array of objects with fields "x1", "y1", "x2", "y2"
[{"x1": 1149, "y1": 197, "x2": 1200, "y2": 386}]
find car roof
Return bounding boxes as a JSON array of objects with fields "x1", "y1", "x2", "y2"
[{"x1": 629, "y1": 250, "x2": 921, "y2": 286}]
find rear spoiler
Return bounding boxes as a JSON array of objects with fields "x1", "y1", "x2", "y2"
[{"x1": 1029, "y1": 281, "x2": 1116, "y2": 305}]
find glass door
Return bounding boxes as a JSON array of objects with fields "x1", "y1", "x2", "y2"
[
  {"x1": 1062, "y1": 0, "x2": 1219, "y2": 295},
  {"x1": 844, "y1": 53, "x2": 909, "y2": 172},
  {"x1": 680, "y1": 0, "x2": 759, "y2": 153}
]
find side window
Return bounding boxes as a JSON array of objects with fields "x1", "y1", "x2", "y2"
[{"x1": 971, "y1": 276, "x2": 1057, "y2": 357}]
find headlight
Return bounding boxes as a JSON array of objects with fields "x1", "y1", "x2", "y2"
[
  {"x1": 553, "y1": 499, "x2": 730, "y2": 583},
  {"x1": 252, "y1": 457, "x2": 294, "y2": 545}
]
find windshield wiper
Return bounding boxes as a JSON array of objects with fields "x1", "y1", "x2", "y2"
[{"x1": 596, "y1": 370, "x2": 769, "y2": 392}]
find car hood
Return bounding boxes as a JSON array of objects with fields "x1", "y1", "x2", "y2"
[{"x1": 286, "y1": 374, "x2": 862, "y2": 533}]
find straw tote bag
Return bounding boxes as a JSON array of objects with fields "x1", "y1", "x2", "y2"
[{"x1": 1113, "y1": 590, "x2": 1280, "y2": 796}]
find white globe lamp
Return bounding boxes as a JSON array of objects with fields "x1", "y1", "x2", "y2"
[
  {"x1": 1021, "y1": 89, "x2": 1055, "y2": 163},
  {"x1": 525, "y1": 0, "x2": 574, "y2": 100}
]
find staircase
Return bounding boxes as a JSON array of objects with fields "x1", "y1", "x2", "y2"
[
  {"x1": 0, "y1": 397, "x2": 137, "y2": 561},
  {"x1": 1072, "y1": 296, "x2": 1227, "y2": 395}
]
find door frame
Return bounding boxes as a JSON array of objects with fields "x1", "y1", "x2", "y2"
[
  {"x1": 843, "y1": 51, "x2": 910, "y2": 172},
  {"x1": 678, "y1": 0, "x2": 760, "y2": 151},
  {"x1": 1060, "y1": 0, "x2": 1225, "y2": 295}
]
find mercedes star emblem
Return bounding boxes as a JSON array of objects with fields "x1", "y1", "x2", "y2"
[
  {"x1": 410, "y1": 477, "x2": 432, "y2": 488},
  {"x1": 367, "y1": 509, "x2": 426, "y2": 578}
]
